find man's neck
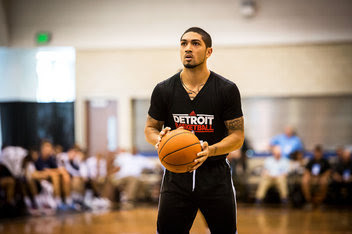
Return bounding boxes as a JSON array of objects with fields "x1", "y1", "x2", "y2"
[{"x1": 180, "y1": 65, "x2": 210, "y2": 87}]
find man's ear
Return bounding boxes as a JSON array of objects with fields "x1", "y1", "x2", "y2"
[{"x1": 206, "y1": 47, "x2": 213, "y2": 58}]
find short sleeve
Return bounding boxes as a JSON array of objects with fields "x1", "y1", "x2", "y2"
[
  {"x1": 148, "y1": 84, "x2": 167, "y2": 121},
  {"x1": 270, "y1": 135, "x2": 280, "y2": 146},
  {"x1": 295, "y1": 137, "x2": 304, "y2": 151},
  {"x1": 25, "y1": 163, "x2": 36, "y2": 179},
  {"x1": 305, "y1": 160, "x2": 312, "y2": 171},
  {"x1": 79, "y1": 163, "x2": 88, "y2": 178},
  {"x1": 49, "y1": 156, "x2": 58, "y2": 169},
  {"x1": 222, "y1": 83, "x2": 243, "y2": 121},
  {"x1": 322, "y1": 159, "x2": 331, "y2": 173},
  {"x1": 34, "y1": 160, "x2": 43, "y2": 171}
]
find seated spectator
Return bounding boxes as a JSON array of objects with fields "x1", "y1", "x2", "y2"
[
  {"x1": 330, "y1": 149, "x2": 352, "y2": 204},
  {"x1": 289, "y1": 151, "x2": 306, "y2": 175},
  {"x1": 1, "y1": 146, "x2": 53, "y2": 215},
  {"x1": 32, "y1": 140, "x2": 72, "y2": 210},
  {"x1": 270, "y1": 126, "x2": 304, "y2": 159},
  {"x1": 287, "y1": 151, "x2": 307, "y2": 207},
  {"x1": 54, "y1": 144, "x2": 63, "y2": 155},
  {"x1": 255, "y1": 146, "x2": 290, "y2": 204},
  {"x1": 21, "y1": 149, "x2": 43, "y2": 215},
  {"x1": 0, "y1": 164, "x2": 15, "y2": 205},
  {"x1": 301, "y1": 145, "x2": 331, "y2": 208},
  {"x1": 0, "y1": 145, "x2": 28, "y2": 206},
  {"x1": 57, "y1": 145, "x2": 85, "y2": 209},
  {"x1": 330, "y1": 146, "x2": 345, "y2": 169},
  {"x1": 111, "y1": 148, "x2": 156, "y2": 209},
  {"x1": 81, "y1": 152, "x2": 111, "y2": 210},
  {"x1": 336, "y1": 146, "x2": 345, "y2": 159}
]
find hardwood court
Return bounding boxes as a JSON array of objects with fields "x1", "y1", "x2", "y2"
[{"x1": 0, "y1": 204, "x2": 351, "y2": 234}]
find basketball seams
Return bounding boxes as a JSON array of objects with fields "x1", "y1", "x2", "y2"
[
  {"x1": 158, "y1": 129, "x2": 201, "y2": 173},
  {"x1": 163, "y1": 160, "x2": 196, "y2": 167},
  {"x1": 158, "y1": 131, "x2": 195, "y2": 155},
  {"x1": 161, "y1": 142, "x2": 201, "y2": 161}
]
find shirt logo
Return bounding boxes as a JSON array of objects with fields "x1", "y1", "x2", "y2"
[{"x1": 173, "y1": 111, "x2": 214, "y2": 133}]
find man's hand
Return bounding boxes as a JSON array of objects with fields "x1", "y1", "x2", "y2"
[
  {"x1": 155, "y1": 126, "x2": 185, "y2": 150},
  {"x1": 155, "y1": 127, "x2": 171, "y2": 150},
  {"x1": 189, "y1": 141, "x2": 213, "y2": 172}
]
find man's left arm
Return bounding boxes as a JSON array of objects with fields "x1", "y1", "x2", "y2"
[{"x1": 190, "y1": 116, "x2": 244, "y2": 171}]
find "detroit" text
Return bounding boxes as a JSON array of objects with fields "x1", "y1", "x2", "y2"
[{"x1": 172, "y1": 114, "x2": 214, "y2": 125}]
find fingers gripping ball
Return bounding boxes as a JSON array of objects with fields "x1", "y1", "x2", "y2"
[{"x1": 158, "y1": 129, "x2": 202, "y2": 173}]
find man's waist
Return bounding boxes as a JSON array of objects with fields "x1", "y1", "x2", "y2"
[{"x1": 202, "y1": 155, "x2": 227, "y2": 165}]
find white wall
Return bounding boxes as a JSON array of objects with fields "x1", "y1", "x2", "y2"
[
  {"x1": 0, "y1": 48, "x2": 38, "y2": 101},
  {"x1": 76, "y1": 43, "x2": 352, "y2": 149},
  {"x1": 7, "y1": 0, "x2": 352, "y2": 48},
  {"x1": 0, "y1": 47, "x2": 75, "y2": 102}
]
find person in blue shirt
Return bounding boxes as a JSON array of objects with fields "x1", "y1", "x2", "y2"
[{"x1": 270, "y1": 126, "x2": 304, "y2": 159}]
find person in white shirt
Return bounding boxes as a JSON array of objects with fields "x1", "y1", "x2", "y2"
[
  {"x1": 111, "y1": 149, "x2": 156, "y2": 209},
  {"x1": 57, "y1": 145, "x2": 85, "y2": 207},
  {"x1": 0, "y1": 145, "x2": 27, "y2": 205},
  {"x1": 81, "y1": 153, "x2": 112, "y2": 209},
  {"x1": 255, "y1": 146, "x2": 290, "y2": 203}
]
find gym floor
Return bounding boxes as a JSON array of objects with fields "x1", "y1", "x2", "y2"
[{"x1": 0, "y1": 203, "x2": 351, "y2": 234}]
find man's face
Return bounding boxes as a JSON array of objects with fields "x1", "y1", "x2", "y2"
[
  {"x1": 342, "y1": 150, "x2": 351, "y2": 162},
  {"x1": 68, "y1": 149, "x2": 77, "y2": 160},
  {"x1": 284, "y1": 126, "x2": 294, "y2": 137},
  {"x1": 180, "y1": 32, "x2": 212, "y2": 69},
  {"x1": 314, "y1": 149, "x2": 323, "y2": 160},
  {"x1": 336, "y1": 147, "x2": 344, "y2": 157},
  {"x1": 41, "y1": 142, "x2": 53, "y2": 158}
]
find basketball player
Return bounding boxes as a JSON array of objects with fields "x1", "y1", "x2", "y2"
[{"x1": 145, "y1": 27, "x2": 244, "y2": 234}]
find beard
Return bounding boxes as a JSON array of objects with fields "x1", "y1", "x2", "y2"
[
  {"x1": 183, "y1": 63, "x2": 198, "y2": 69},
  {"x1": 183, "y1": 59, "x2": 205, "y2": 69}
]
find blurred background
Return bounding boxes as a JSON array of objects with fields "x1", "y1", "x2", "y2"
[{"x1": 0, "y1": 0, "x2": 352, "y2": 233}]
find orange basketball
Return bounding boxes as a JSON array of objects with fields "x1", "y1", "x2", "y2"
[{"x1": 158, "y1": 128, "x2": 202, "y2": 173}]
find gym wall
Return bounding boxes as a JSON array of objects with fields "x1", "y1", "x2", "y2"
[
  {"x1": 76, "y1": 43, "x2": 352, "y2": 150},
  {"x1": 3, "y1": 0, "x2": 352, "y2": 151}
]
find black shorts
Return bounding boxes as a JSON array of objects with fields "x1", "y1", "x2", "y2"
[
  {"x1": 0, "y1": 164, "x2": 13, "y2": 178},
  {"x1": 157, "y1": 159, "x2": 237, "y2": 234}
]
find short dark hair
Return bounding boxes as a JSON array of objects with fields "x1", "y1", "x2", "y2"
[
  {"x1": 314, "y1": 145, "x2": 323, "y2": 153},
  {"x1": 40, "y1": 139, "x2": 53, "y2": 147},
  {"x1": 69, "y1": 144, "x2": 81, "y2": 152},
  {"x1": 181, "y1": 27, "x2": 212, "y2": 48}
]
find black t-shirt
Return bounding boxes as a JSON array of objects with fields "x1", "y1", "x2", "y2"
[
  {"x1": 306, "y1": 158, "x2": 331, "y2": 176},
  {"x1": 35, "y1": 155, "x2": 58, "y2": 171},
  {"x1": 148, "y1": 71, "x2": 243, "y2": 160},
  {"x1": 335, "y1": 160, "x2": 352, "y2": 176}
]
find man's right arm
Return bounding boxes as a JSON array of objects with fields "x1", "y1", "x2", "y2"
[{"x1": 144, "y1": 115, "x2": 166, "y2": 148}]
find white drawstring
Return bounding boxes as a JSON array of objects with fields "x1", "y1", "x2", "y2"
[{"x1": 192, "y1": 169, "x2": 196, "y2": 191}]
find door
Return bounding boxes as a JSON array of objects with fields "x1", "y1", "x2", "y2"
[{"x1": 86, "y1": 99, "x2": 117, "y2": 156}]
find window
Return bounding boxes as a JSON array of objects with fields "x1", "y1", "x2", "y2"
[{"x1": 36, "y1": 48, "x2": 75, "y2": 102}]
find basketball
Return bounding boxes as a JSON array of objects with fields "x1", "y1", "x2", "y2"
[{"x1": 158, "y1": 128, "x2": 202, "y2": 173}]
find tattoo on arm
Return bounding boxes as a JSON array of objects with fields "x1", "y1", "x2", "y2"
[
  {"x1": 225, "y1": 117, "x2": 244, "y2": 133},
  {"x1": 213, "y1": 146, "x2": 218, "y2": 156}
]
